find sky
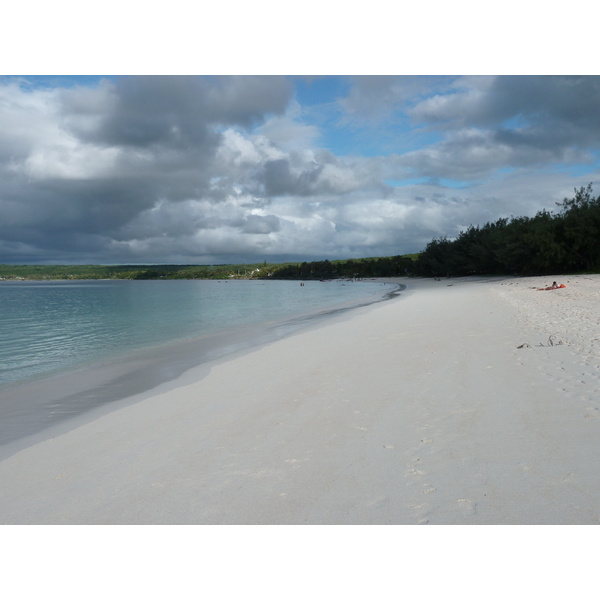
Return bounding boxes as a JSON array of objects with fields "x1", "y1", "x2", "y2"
[{"x1": 1, "y1": 74, "x2": 599, "y2": 265}]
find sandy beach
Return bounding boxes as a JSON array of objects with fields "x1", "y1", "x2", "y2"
[{"x1": 1, "y1": 274, "x2": 600, "y2": 524}]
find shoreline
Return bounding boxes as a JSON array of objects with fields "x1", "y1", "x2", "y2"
[
  {"x1": 0, "y1": 279, "x2": 404, "y2": 460},
  {"x1": 2, "y1": 274, "x2": 600, "y2": 523}
]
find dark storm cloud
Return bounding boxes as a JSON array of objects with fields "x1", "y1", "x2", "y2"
[
  {"x1": 468, "y1": 76, "x2": 600, "y2": 134},
  {"x1": 262, "y1": 157, "x2": 339, "y2": 197},
  {"x1": 259, "y1": 150, "x2": 383, "y2": 198},
  {"x1": 240, "y1": 214, "x2": 281, "y2": 234},
  {"x1": 395, "y1": 76, "x2": 600, "y2": 180},
  {"x1": 395, "y1": 128, "x2": 592, "y2": 181},
  {"x1": 0, "y1": 76, "x2": 294, "y2": 263},
  {"x1": 263, "y1": 159, "x2": 296, "y2": 196},
  {"x1": 411, "y1": 76, "x2": 600, "y2": 150},
  {"x1": 62, "y1": 76, "x2": 292, "y2": 148}
]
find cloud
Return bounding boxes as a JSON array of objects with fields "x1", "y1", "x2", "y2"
[
  {"x1": 1, "y1": 76, "x2": 600, "y2": 265},
  {"x1": 368, "y1": 76, "x2": 600, "y2": 181},
  {"x1": 62, "y1": 76, "x2": 292, "y2": 148},
  {"x1": 339, "y1": 76, "x2": 447, "y2": 121},
  {"x1": 258, "y1": 150, "x2": 384, "y2": 198},
  {"x1": 240, "y1": 214, "x2": 281, "y2": 234},
  {"x1": 394, "y1": 128, "x2": 594, "y2": 181},
  {"x1": 405, "y1": 76, "x2": 600, "y2": 175},
  {"x1": 0, "y1": 76, "x2": 296, "y2": 263},
  {"x1": 411, "y1": 76, "x2": 600, "y2": 135},
  {"x1": 253, "y1": 99, "x2": 321, "y2": 152}
]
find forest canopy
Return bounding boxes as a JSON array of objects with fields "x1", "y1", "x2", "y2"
[{"x1": 412, "y1": 184, "x2": 600, "y2": 277}]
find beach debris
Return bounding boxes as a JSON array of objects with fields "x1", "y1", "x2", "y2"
[
  {"x1": 518, "y1": 335, "x2": 566, "y2": 348},
  {"x1": 535, "y1": 335, "x2": 565, "y2": 347},
  {"x1": 547, "y1": 335, "x2": 564, "y2": 346}
]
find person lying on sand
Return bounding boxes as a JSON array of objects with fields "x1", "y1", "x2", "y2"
[{"x1": 537, "y1": 281, "x2": 566, "y2": 291}]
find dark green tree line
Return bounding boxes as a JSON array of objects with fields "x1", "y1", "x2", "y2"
[
  {"x1": 264, "y1": 255, "x2": 416, "y2": 280},
  {"x1": 413, "y1": 184, "x2": 600, "y2": 277}
]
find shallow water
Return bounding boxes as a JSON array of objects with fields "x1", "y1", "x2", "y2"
[
  {"x1": 0, "y1": 278, "x2": 402, "y2": 449},
  {"x1": 0, "y1": 279, "x2": 390, "y2": 387}
]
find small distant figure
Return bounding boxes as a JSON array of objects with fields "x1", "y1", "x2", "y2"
[{"x1": 537, "y1": 281, "x2": 566, "y2": 291}]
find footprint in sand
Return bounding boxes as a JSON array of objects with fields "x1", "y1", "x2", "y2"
[
  {"x1": 368, "y1": 497, "x2": 389, "y2": 509},
  {"x1": 409, "y1": 503, "x2": 431, "y2": 523},
  {"x1": 458, "y1": 499, "x2": 477, "y2": 515}
]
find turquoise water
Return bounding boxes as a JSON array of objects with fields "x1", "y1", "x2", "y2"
[
  {"x1": 0, "y1": 279, "x2": 392, "y2": 388},
  {"x1": 0, "y1": 278, "x2": 400, "y2": 450}
]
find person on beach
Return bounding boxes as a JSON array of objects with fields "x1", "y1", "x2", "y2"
[{"x1": 537, "y1": 281, "x2": 566, "y2": 291}]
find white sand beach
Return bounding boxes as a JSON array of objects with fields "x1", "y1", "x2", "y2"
[{"x1": 1, "y1": 275, "x2": 600, "y2": 524}]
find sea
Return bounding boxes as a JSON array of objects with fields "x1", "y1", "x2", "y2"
[{"x1": 0, "y1": 278, "x2": 403, "y2": 453}]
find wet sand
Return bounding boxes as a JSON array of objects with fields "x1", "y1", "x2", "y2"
[{"x1": 1, "y1": 275, "x2": 600, "y2": 524}]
